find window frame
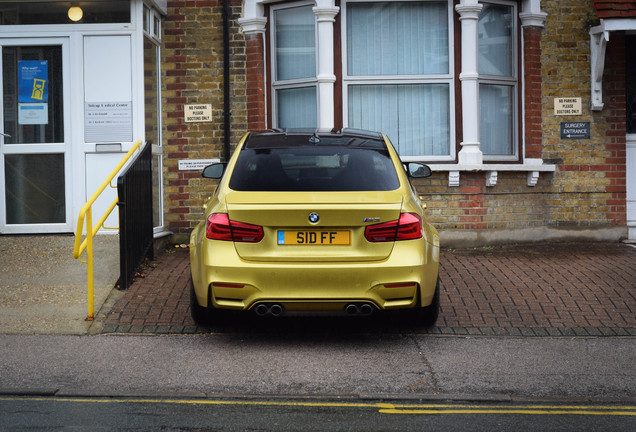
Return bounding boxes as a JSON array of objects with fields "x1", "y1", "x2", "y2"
[
  {"x1": 143, "y1": 1, "x2": 164, "y2": 232},
  {"x1": 478, "y1": 0, "x2": 519, "y2": 161},
  {"x1": 270, "y1": 1, "x2": 319, "y2": 129},
  {"x1": 341, "y1": 0, "x2": 456, "y2": 162},
  {"x1": 626, "y1": 34, "x2": 636, "y2": 133},
  {"x1": 261, "y1": 0, "x2": 525, "y2": 163}
]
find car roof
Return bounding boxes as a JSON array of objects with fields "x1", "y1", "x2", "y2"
[{"x1": 243, "y1": 129, "x2": 387, "y2": 150}]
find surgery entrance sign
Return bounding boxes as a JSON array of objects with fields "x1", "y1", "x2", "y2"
[{"x1": 560, "y1": 122, "x2": 590, "y2": 139}]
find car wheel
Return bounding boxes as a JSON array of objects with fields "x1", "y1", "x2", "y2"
[
  {"x1": 190, "y1": 277, "x2": 210, "y2": 326},
  {"x1": 403, "y1": 276, "x2": 440, "y2": 327}
]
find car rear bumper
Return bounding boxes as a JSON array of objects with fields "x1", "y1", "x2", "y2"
[{"x1": 191, "y1": 238, "x2": 439, "y2": 312}]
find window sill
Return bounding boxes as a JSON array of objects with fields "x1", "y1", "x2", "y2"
[{"x1": 426, "y1": 159, "x2": 556, "y2": 187}]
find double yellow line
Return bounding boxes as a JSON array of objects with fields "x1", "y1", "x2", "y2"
[
  {"x1": 376, "y1": 403, "x2": 636, "y2": 416},
  {"x1": 3, "y1": 397, "x2": 635, "y2": 416}
]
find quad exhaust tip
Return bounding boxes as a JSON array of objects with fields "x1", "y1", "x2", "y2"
[
  {"x1": 254, "y1": 302, "x2": 375, "y2": 317},
  {"x1": 254, "y1": 303, "x2": 285, "y2": 317}
]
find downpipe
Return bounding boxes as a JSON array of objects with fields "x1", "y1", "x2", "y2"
[{"x1": 222, "y1": 0, "x2": 231, "y2": 162}]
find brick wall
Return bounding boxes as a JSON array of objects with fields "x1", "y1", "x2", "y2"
[
  {"x1": 600, "y1": 32, "x2": 628, "y2": 226},
  {"x1": 416, "y1": 171, "x2": 553, "y2": 234},
  {"x1": 417, "y1": 0, "x2": 627, "y2": 243},
  {"x1": 161, "y1": 0, "x2": 628, "y2": 244},
  {"x1": 541, "y1": 0, "x2": 626, "y2": 228},
  {"x1": 162, "y1": 0, "x2": 247, "y2": 233},
  {"x1": 245, "y1": 32, "x2": 267, "y2": 130},
  {"x1": 524, "y1": 25, "x2": 543, "y2": 159}
]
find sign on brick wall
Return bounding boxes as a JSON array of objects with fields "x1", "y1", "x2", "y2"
[
  {"x1": 178, "y1": 159, "x2": 219, "y2": 171},
  {"x1": 560, "y1": 122, "x2": 590, "y2": 139},
  {"x1": 184, "y1": 104, "x2": 212, "y2": 122},
  {"x1": 554, "y1": 98, "x2": 582, "y2": 115}
]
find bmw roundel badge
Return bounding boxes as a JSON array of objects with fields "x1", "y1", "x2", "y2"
[{"x1": 308, "y1": 212, "x2": 320, "y2": 223}]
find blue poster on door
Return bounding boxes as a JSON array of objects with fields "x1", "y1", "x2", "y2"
[{"x1": 18, "y1": 60, "x2": 48, "y2": 103}]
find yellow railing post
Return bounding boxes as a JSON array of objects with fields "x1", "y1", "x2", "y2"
[
  {"x1": 73, "y1": 140, "x2": 143, "y2": 321},
  {"x1": 86, "y1": 207, "x2": 94, "y2": 320}
]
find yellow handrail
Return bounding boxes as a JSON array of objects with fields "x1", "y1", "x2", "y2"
[{"x1": 73, "y1": 140, "x2": 143, "y2": 321}]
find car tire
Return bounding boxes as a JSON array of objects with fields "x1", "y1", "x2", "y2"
[
  {"x1": 190, "y1": 277, "x2": 210, "y2": 326},
  {"x1": 403, "y1": 276, "x2": 440, "y2": 327}
]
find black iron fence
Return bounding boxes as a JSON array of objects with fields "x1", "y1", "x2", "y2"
[{"x1": 117, "y1": 141, "x2": 154, "y2": 290}]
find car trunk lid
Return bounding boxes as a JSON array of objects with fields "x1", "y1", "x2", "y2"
[{"x1": 225, "y1": 191, "x2": 403, "y2": 262}]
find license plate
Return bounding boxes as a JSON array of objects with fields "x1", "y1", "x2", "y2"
[{"x1": 277, "y1": 230, "x2": 350, "y2": 245}]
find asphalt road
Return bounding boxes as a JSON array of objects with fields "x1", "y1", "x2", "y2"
[{"x1": 1, "y1": 396, "x2": 635, "y2": 431}]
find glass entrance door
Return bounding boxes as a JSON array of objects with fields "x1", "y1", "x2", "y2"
[{"x1": 1, "y1": 39, "x2": 71, "y2": 233}]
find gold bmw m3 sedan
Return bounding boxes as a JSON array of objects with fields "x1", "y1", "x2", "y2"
[{"x1": 189, "y1": 129, "x2": 440, "y2": 326}]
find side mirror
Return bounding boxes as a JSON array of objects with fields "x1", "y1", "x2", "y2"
[
  {"x1": 202, "y1": 163, "x2": 226, "y2": 179},
  {"x1": 407, "y1": 162, "x2": 432, "y2": 178}
]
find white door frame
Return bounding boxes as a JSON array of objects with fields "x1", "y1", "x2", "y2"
[
  {"x1": 0, "y1": 36, "x2": 72, "y2": 234},
  {"x1": 627, "y1": 134, "x2": 636, "y2": 241}
]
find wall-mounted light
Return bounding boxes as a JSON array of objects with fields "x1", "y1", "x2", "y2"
[{"x1": 68, "y1": 4, "x2": 83, "y2": 22}]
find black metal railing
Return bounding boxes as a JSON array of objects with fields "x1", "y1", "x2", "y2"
[{"x1": 117, "y1": 141, "x2": 154, "y2": 290}]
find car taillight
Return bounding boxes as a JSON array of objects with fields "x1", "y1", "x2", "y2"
[
  {"x1": 364, "y1": 213, "x2": 423, "y2": 242},
  {"x1": 206, "y1": 213, "x2": 264, "y2": 243}
]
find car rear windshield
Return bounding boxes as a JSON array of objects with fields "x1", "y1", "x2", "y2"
[{"x1": 229, "y1": 138, "x2": 400, "y2": 192}]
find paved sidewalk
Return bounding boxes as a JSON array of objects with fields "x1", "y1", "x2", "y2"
[
  {"x1": 100, "y1": 242, "x2": 636, "y2": 336},
  {"x1": 0, "y1": 234, "x2": 120, "y2": 334}
]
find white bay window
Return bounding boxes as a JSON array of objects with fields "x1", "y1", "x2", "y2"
[{"x1": 243, "y1": 0, "x2": 554, "y2": 186}]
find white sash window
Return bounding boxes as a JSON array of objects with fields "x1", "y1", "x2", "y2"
[
  {"x1": 478, "y1": 1, "x2": 517, "y2": 159},
  {"x1": 344, "y1": 1, "x2": 453, "y2": 158},
  {"x1": 272, "y1": 4, "x2": 317, "y2": 129}
]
